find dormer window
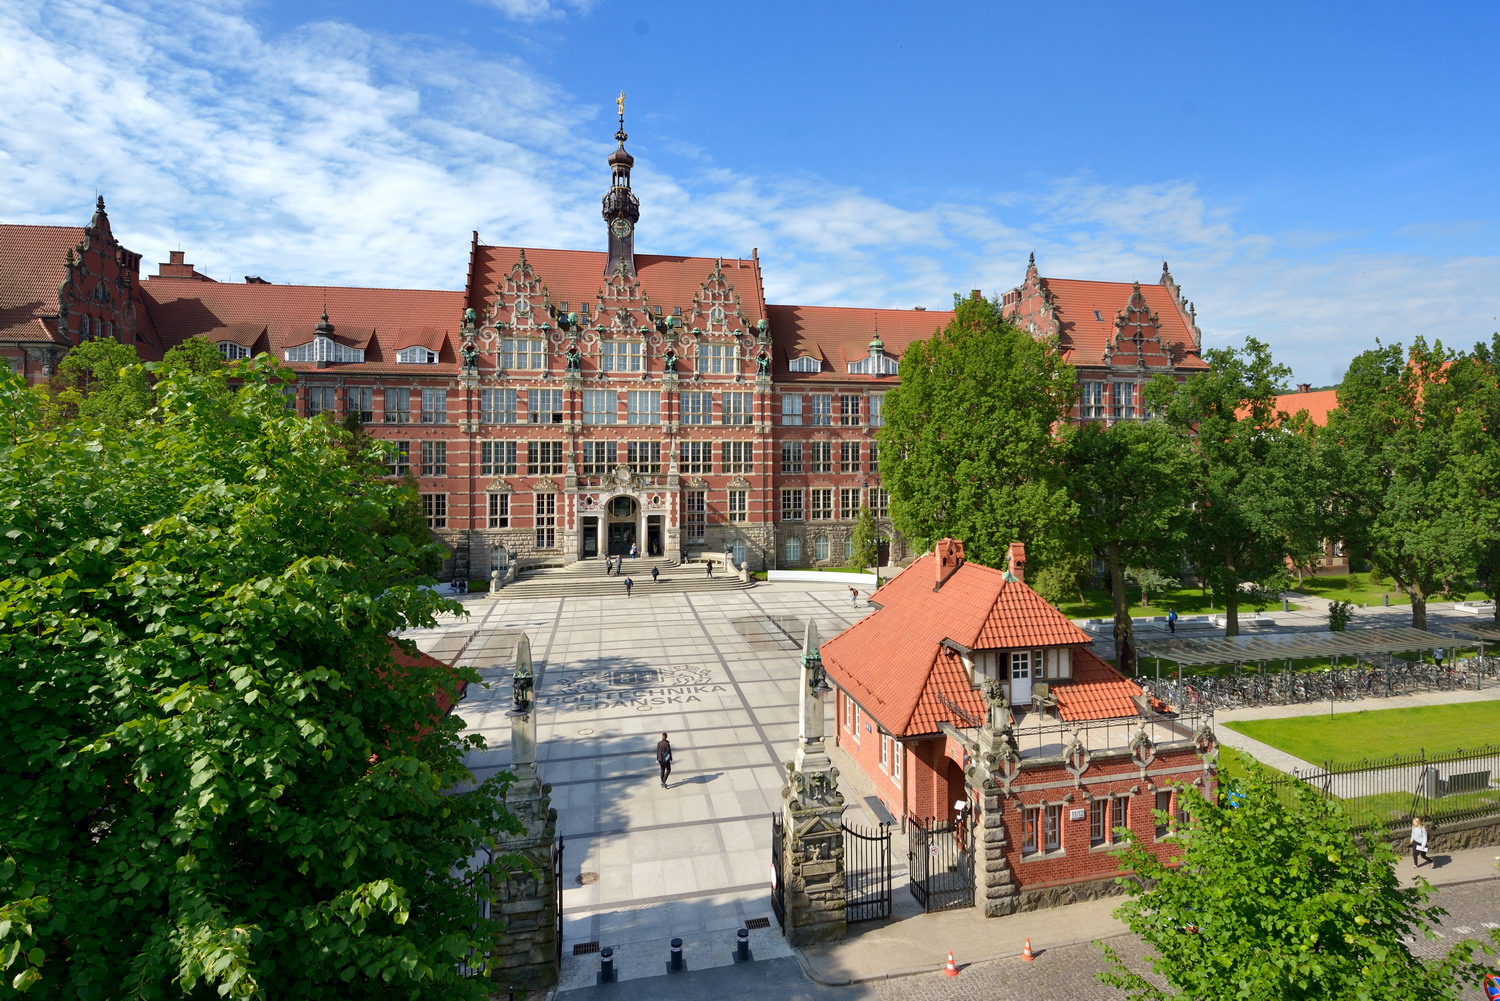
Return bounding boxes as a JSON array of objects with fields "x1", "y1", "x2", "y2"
[
  {"x1": 396, "y1": 346, "x2": 439, "y2": 365},
  {"x1": 788, "y1": 355, "x2": 821, "y2": 373},
  {"x1": 848, "y1": 354, "x2": 898, "y2": 375},
  {"x1": 284, "y1": 339, "x2": 364, "y2": 363},
  {"x1": 218, "y1": 341, "x2": 250, "y2": 360},
  {"x1": 1093, "y1": 310, "x2": 1104, "y2": 321}
]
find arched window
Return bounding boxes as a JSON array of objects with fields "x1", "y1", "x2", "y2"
[
  {"x1": 784, "y1": 537, "x2": 802, "y2": 563},
  {"x1": 844, "y1": 537, "x2": 854, "y2": 562},
  {"x1": 218, "y1": 341, "x2": 250, "y2": 360},
  {"x1": 788, "y1": 355, "x2": 821, "y2": 373},
  {"x1": 814, "y1": 536, "x2": 830, "y2": 562},
  {"x1": 395, "y1": 346, "x2": 439, "y2": 365}
]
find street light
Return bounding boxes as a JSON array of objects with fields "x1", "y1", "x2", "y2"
[{"x1": 508, "y1": 658, "x2": 534, "y2": 719}]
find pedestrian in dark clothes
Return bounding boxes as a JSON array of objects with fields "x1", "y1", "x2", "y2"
[
  {"x1": 656, "y1": 732, "x2": 672, "y2": 787},
  {"x1": 624, "y1": 576, "x2": 634, "y2": 597},
  {"x1": 651, "y1": 566, "x2": 660, "y2": 583},
  {"x1": 705, "y1": 560, "x2": 713, "y2": 578},
  {"x1": 1167, "y1": 608, "x2": 1178, "y2": 634}
]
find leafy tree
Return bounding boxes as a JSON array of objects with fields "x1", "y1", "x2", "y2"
[
  {"x1": 1321, "y1": 338, "x2": 1500, "y2": 629},
  {"x1": 42, "y1": 338, "x2": 152, "y2": 427},
  {"x1": 0, "y1": 357, "x2": 516, "y2": 998},
  {"x1": 1031, "y1": 550, "x2": 1093, "y2": 607},
  {"x1": 1061, "y1": 418, "x2": 1193, "y2": 672},
  {"x1": 160, "y1": 335, "x2": 235, "y2": 376},
  {"x1": 1099, "y1": 766, "x2": 1497, "y2": 1001},
  {"x1": 849, "y1": 505, "x2": 880, "y2": 571},
  {"x1": 1152, "y1": 338, "x2": 1322, "y2": 636},
  {"x1": 1126, "y1": 567, "x2": 1178, "y2": 608},
  {"x1": 1462, "y1": 333, "x2": 1500, "y2": 624},
  {"x1": 880, "y1": 293, "x2": 1077, "y2": 568}
]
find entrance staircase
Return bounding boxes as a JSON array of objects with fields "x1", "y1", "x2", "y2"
[{"x1": 494, "y1": 556, "x2": 755, "y2": 599}]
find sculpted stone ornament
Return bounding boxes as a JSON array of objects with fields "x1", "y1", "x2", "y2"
[
  {"x1": 565, "y1": 342, "x2": 582, "y2": 372},
  {"x1": 756, "y1": 351, "x2": 771, "y2": 375},
  {"x1": 663, "y1": 347, "x2": 677, "y2": 373},
  {"x1": 783, "y1": 762, "x2": 844, "y2": 811},
  {"x1": 460, "y1": 335, "x2": 479, "y2": 372}
]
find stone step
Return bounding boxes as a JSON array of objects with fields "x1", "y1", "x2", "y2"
[{"x1": 493, "y1": 561, "x2": 753, "y2": 598}]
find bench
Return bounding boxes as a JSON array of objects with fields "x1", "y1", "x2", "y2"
[
  {"x1": 1441, "y1": 770, "x2": 1491, "y2": 796},
  {"x1": 1209, "y1": 612, "x2": 1274, "y2": 628},
  {"x1": 1455, "y1": 600, "x2": 1496, "y2": 616}
]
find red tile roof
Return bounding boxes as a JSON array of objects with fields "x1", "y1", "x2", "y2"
[
  {"x1": 0, "y1": 224, "x2": 79, "y2": 344},
  {"x1": 387, "y1": 639, "x2": 469, "y2": 722},
  {"x1": 767, "y1": 304, "x2": 953, "y2": 383},
  {"x1": 1052, "y1": 648, "x2": 1143, "y2": 721},
  {"x1": 1272, "y1": 387, "x2": 1339, "y2": 426},
  {"x1": 1026, "y1": 277, "x2": 1208, "y2": 372}
]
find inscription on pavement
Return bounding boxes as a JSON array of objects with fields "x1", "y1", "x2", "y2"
[{"x1": 550, "y1": 665, "x2": 725, "y2": 712}]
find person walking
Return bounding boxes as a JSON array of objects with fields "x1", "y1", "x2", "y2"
[
  {"x1": 1167, "y1": 608, "x2": 1178, "y2": 634},
  {"x1": 651, "y1": 565, "x2": 660, "y2": 584},
  {"x1": 705, "y1": 560, "x2": 713, "y2": 578},
  {"x1": 623, "y1": 575, "x2": 634, "y2": 598},
  {"x1": 849, "y1": 586, "x2": 859, "y2": 606},
  {"x1": 656, "y1": 732, "x2": 673, "y2": 787},
  {"x1": 1410, "y1": 816, "x2": 1430, "y2": 866},
  {"x1": 629, "y1": 542, "x2": 638, "y2": 559}
]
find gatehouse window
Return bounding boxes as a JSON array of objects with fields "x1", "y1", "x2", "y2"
[
  {"x1": 879, "y1": 734, "x2": 891, "y2": 771},
  {"x1": 1044, "y1": 804, "x2": 1062, "y2": 852},
  {"x1": 1091, "y1": 800, "x2": 1108, "y2": 846},
  {"x1": 1022, "y1": 806, "x2": 1040, "y2": 855},
  {"x1": 1112, "y1": 795, "x2": 1128, "y2": 837},
  {"x1": 1154, "y1": 790, "x2": 1173, "y2": 838}
]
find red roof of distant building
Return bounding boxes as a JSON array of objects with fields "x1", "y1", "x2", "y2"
[
  {"x1": 386, "y1": 638, "x2": 469, "y2": 728},
  {"x1": 1039, "y1": 278, "x2": 1208, "y2": 371},
  {"x1": 1272, "y1": 387, "x2": 1339, "y2": 426},
  {"x1": 0, "y1": 224, "x2": 80, "y2": 345},
  {"x1": 767, "y1": 304, "x2": 953, "y2": 383}
]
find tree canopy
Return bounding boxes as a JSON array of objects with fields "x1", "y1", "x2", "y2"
[
  {"x1": 1100, "y1": 767, "x2": 1497, "y2": 1001},
  {"x1": 0, "y1": 356, "x2": 514, "y2": 998},
  {"x1": 879, "y1": 293, "x2": 1077, "y2": 568}
]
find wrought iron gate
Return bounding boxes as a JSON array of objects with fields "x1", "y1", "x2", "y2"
[
  {"x1": 770, "y1": 813, "x2": 786, "y2": 932},
  {"x1": 553, "y1": 835, "x2": 564, "y2": 964},
  {"x1": 907, "y1": 817, "x2": 974, "y2": 913},
  {"x1": 842, "y1": 821, "x2": 891, "y2": 923}
]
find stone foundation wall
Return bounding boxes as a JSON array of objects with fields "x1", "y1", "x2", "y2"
[{"x1": 1382, "y1": 814, "x2": 1500, "y2": 855}]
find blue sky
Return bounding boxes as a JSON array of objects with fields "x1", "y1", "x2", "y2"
[{"x1": 2, "y1": 0, "x2": 1496, "y2": 385}]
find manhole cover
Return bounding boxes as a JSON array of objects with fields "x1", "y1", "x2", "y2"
[
  {"x1": 578, "y1": 728, "x2": 594, "y2": 736},
  {"x1": 577, "y1": 872, "x2": 600, "y2": 886}
]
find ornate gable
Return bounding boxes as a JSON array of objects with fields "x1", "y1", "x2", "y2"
[
  {"x1": 1101, "y1": 283, "x2": 1175, "y2": 371},
  {"x1": 485, "y1": 250, "x2": 552, "y2": 336},
  {"x1": 594, "y1": 261, "x2": 653, "y2": 335},
  {"x1": 57, "y1": 197, "x2": 143, "y2": 346},
  {"x1": 686, "y1": 259, "x2": 752, "y2": 339}
]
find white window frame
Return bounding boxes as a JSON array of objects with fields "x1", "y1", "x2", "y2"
[{"x1": 396, "y1": 346, "x2": 438, "y2": 365}]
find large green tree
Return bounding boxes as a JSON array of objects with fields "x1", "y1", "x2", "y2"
[
  {"x1": 879, "y1": 293, "x2": 1077, "y2": 568},
  {"x1": 0, "y1": 357, "x2": 515, "y2": 998},
  {"x1": 1152, "y1": 338, "x2": 1322, "y2": 636},
  {"x1": 1322, "y1": 338, "x2": 1499, "y2": 630},
  {"x1": 1100, "y1": 767, "x2": 1497, "y2": 1001},
  {"x1": 1456, "y1": 333, "x2": 1500, "y2": 625}
]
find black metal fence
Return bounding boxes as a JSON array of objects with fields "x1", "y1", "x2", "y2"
[
  {"x1": 770, "y1": 813, "x2": 786, "y2": 932},
  {"x1": 842, "y1": 821, "x2": 892, "y2": 923},
  {"x1": 1268, "y1": 744, "x2": 1500, "y2": 832},
  {"x1": 907, "y1": 816, "x2": 973, "y2": 913}
]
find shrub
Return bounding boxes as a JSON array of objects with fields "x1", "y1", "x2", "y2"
[{"x1": 1329, "y1": 599, "x2": 1355, "y2": 631}]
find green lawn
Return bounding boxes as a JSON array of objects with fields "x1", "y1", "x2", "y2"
[
  {"x1": 1291, "y1": 573, "x2": 1487, "y2": 608},
  {"x1": 1224, "y1": 702, "x2": 1500, "y2": 767},
  {"x1": 1054, "y1": 585, "x2": 1293, "y2": 620}
]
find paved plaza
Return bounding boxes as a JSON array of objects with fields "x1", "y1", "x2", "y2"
[{"x1": 400, "y1": 580, "x2": 880, "y2": 989}]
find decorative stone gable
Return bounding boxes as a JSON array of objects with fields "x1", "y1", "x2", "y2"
[
  {"x1": 485, "y1": 251, "x2": 552, "y2": 336},
  {"x1": 1004, "y1": 256, "x2": 1064, "y2": 345},
  {"x1": 687, "y1": 258, "x2": 753, "y2": 338},
  {"x1": 1159, "y1": 261, "x2": 1202, "y2": 354},
  {"x1": 1101, "y1": 283, "x2": 1175, "y2": 370},
  {"x1": 57, "y1": 196, "x2": 143, "y2": 346}
]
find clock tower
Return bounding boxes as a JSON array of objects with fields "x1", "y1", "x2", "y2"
[{"x1": 601, "y1": 93, "x2": 640, "y2": 278}]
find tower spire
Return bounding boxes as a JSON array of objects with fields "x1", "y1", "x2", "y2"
[{"x1": 602, "y1": 92, "x2": 639, "y2": 277}]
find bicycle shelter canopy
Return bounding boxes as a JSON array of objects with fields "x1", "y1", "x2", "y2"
[
  {"x1": 1135, "y1": 627, "x2": 1476, "y2": 667},
  {"x1": 1447, "y1": 624, "x2": 1500, "y2": 648}
]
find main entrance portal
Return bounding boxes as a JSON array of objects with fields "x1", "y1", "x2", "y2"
[{"x1": 606, "y1": 495, "x2": 638, "y2": 556}]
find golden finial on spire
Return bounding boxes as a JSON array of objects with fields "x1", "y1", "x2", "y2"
[{"x1": 616, "y1": 91, "x2": 625, "y2": 119}]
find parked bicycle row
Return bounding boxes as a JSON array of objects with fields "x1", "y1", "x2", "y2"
[{"x1": 1144, "y1": 654, "x2": 1498, "y2": 712}]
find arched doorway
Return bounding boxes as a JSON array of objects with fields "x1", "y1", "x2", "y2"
[{"x1": 606, "y1": 494, "x2": 638, "y2": 556}]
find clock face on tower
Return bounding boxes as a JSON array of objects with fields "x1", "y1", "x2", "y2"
[{"x1": 610, "y1": 217, "x2": 633, "y2": 238}]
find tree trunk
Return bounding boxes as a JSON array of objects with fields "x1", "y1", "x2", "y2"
[
  {"x1": 1410, "y1": 592, "x2": 1427, "y2": 631},
  {"x1": 1107, "y1": 543, "x2": 1136, "y2": 674},
  {"x1": 1222, "y1": 553, "x2": 1240, "y2": 637}
]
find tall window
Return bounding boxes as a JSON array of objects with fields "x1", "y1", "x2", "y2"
[
  {"x1": 583, "y1": 390, "x2": 617, "y2": 425},
  {"x1": 678, "y1": 441, "x2": 711, "y2": 474},
  {"x1": 383, "y1": 388, "x2": 411, "y2": 424},
  {"x1": 784, "y1": 536, "x2": 802, "y2": 561},
  {"x1": 840, "y1": 488, "x2": 861, "y2": 518},
  {"x1": 346, "y1": 387, "x2": 373, "y2": 423},
  {"x1": 500, "y1": 338, "x2": 545, "y2": 370},
  {"x1": 871, "y1": 488, "x2": 889, "y2": 517},
  {"x1": 528, "y1": 389, "x2": 563, "y2": 424},
  {"x1": 839, "y1": 395, "x2": 861, "y2": 426},
  {"x1": 600, "y1": 340, "x2": 643, "y2": 372},
  {"x1": 844, "y1": 537, "x2": 854, "y2": 562},
  {"x1": 868, "y1": 393, "x2": 885, "y2": 427},
  {"x1": 1082, "y1": 381, "x2": 1106, "y2": 420},
  {"x1": 869, "y1": 442, "x2": 880, "y2": 471},
  {"x1": 582, "y1": 441, "x2": 614, "y2": 475},
  {"x1": 1090, "y1": 800, "x2": 1108, "y2": 846},
  {"x1": 487, "y1": 493, "x2": 509, "y2": 529},
  {"x1": 810, "y1": 489, "x2": 832, "y2": 520},
  {"x1": 780, "y1": 489, "x2": 804, "y2": 521},
  {"x1": 627, "y1": 441, "x2": 659, "y2": 474},
  {"x1": 1155, "y1": 790, "x2": 1173, "y2": 838},
  {"x1": 1111, "y1": 795, "x2": 1128, "y2": 837},
  {"x1": 420, "y1": 440, "x2": 447, "y2": 476},
  {"x1": 1044, "y1": 804, "x2": 1062, "y2": 852},
  {"x1": 385, "y1": 440, "x2": 411, "y2": 477},
  {"x1": 839, "y1": 442, "x2": 860, "y2": 473},
  {"x1": 419, "y1": 388, "x2": 447, "y2": 424},
  {"x1": 1023, "y1": 807, "x2": 1040, "y2": 855},
  {"x1": 722, "y1": 441, "x2": 754, "y2": 473},
  {"x1": 721, "y1": 392, "x2": 753, "y2": 425},
  {"x1": 480, "y1": 440, "x2": 517, "y2": 475},
  {"x1": 696, "y1": 342, "x2": 736, "y2": 375},
  {"x1": 892, "y1": 739, "x2": 902, "y2": 780},
  {"x1": 306, "y1": 386, "x2": 335, "y2": 416},
  {"x1": 528, "y1": 441, "x2": 563, "y2": 475},
  {"x1": 781, "y1": 394, "x2": 803, "y2": 426},
  {"x1": 684, "y1": 491, "x2": 706, "y2": 542},
  {"x1": 728, "y1": 489, "x2": 747, "y2": 523},
  {"x1": 780, "y1": 442, "x2": 803, "y2": 474},
  {"x1": 809, "y1": 394, "x2": 833, "y2": 426},
  {"x1": 880, "y1": 734, "x2": 891, "y2": 771},
  {"x1": 534, "y1": 493, "x2": 557, "y2": 548},
  {"x1": 809, "y1": 441, "x2": 832, "y2": 473},
  {"x1": 680, "y1": 392, "x2": 712, "y2": 425},
  {"x1": 481, "y1": 388, "x2": 517, "y2": 424},
  {"x1": 1112, "y1": 382, "x2": 1136, "y2": 420},
  {"x1": 422, "y1": 494, "x2": 447, "y2": 528},
  {"x1": 626, "y1": 391, "x2": 660, "y2": 425},
  {"x1": 814, "y1": 535, "x2": 830, "y2": 561}
]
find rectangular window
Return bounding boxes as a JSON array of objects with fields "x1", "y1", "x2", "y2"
[
  {"x1": 684, "y1": 490, "x2": 706, "y2": 542},
  {"x1": 1112, "y1": 795, "x2": 1128, "y2": 837},
  {"x1": 1022, "y1": 806, "x2": 1040, "y2": 855},
  {"x1": 880, "y1": 734, "x2": 890, "y2": 771},
  {"x1": 840, "y1": 488, "x2": 861, "y2": 519},
  {"x1": 480, "y1": 440, "x2": 517, "y2": 476},
  {"x1": 481, "y1": 388, "x2": 517, "y2": 424},
  {"x1": 780, "y1": 489, "x2": 804, "y2": 521},
  {"x1": 306, "y1": 385, "x2": 335, "y2": 416},
  {"x1": 346, "y1": 387, "x2": 373, "y2": 423},
  {"x1": 844, "y1": 694, "x2": 853, "y2": 731},
  {"x1": 583, "y1": 390, "x2": 617, "y2": 425},
  {"x1": 809, "y1": 394, "x2": 833, "y2": 426},
  {"x1": 600, "y1": 340, "x2": 643, "y2": 372},
  {"x1": 420, "y1": 388, "x2": 448, "y2": 424},
  {"x1": 420, "y1": 440, "x2": 447, "y2": 477},
  {"x1": 680, "y1": 391, "x2": 712, "y2": 425},
  {"x1": 383, "y1": 388, "x2": 411, "y2": 424},
  {"x1": 528, "y1": 440, "x2": 563, "y2": 475},
  {"x1": 840, "y1": 441, "x2": 861, "y2": 472},
  {"x1": 582, "y1": 440, "x2": 614, "y2": 476},
  {"x1": 850, "y1": 702, "x2": 860, "y2": 741},
  {"x1": 1082, "y1": 381, "x2": 1106, "y2": 420},
  {"x1": 839, "y1": 394, "x2": 861, "y2": 426},
  {"x1": 871, "y1": 488, "x2": 889, "y2": 517},
  {"x1": 678, "y1": 441, "x2": 712, "y2": 474},
  {"x1": 868, "y1": 393, "x2": 885, "y2": 427},
  {"x1": 1090, "y1": 800, "x2": 1108, "y2": 846},
  {"x1": 1155, "y1": 790, "x2": 1173, "y2": 838},
  {"x1": 500, "y1": 338, "x2": 545, "y2": 371},
  {"x1": 626, "y1": 391, "x2": 660, "y2": 425},
  {"x1": 780, "y1": 442, "x2": 803, "y2": 474},
  {"x1": 809, "y1": 441, "x2": 832, "y2": 473},
  {"x1": 727, "y1": 489, "x2": 747, "y2": 523},
  {"x1": 810, "y1": 488, "x2": 833, "y2": 520},
  {"x1": 528, "y1": 389, "x2": 563, "y2": 425},
  {"x1": 385, "y1": 440, "x2": 410, "y2": 477},
  {"x1": 696, "y1": 342, "x2": 736, "y2": 375},
  {"x1": 892, "y1": 740, "x2": 902, "y2": 781},
  {"x1": 487, "y1": 493, "x2": 509, "y2": 529},
  {"x1": 627, "y1": 440, "x2": 659, "y2": 475},
  {"x1": 869, "y1": 442, "x2": 880, "y2": 471},
  {"x1": 422, "y1": 493, "x2": 446, "y2": 529},
  {"x1": 1112, "y1": 382, "x2": 1135, "y2": 420},
  {"x1": 534, "y1": 493, "x2": 556, "y2": 549},
  {"x1": 721, "y1": 392, "x2": 753, "y2": 425},
  {"x1": 1045, "y1": 804, "x2": 1062, "y2": 852},
  {"x1": 780, "y1": 394, "x2": 803, "y2": 426},
  {"x1": 722, "y1": 440, "x2": 754, "y2": 474}
]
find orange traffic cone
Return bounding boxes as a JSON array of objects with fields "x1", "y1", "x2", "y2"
[
  {"x1": 1021, "y1": 937, "x2": 1035, "y2": 962},
  {"x1": 944, "y1": 950, "x2": 959, "y2": 976}
]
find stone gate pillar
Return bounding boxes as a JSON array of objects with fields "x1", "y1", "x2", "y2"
[
  {"x1": 779, "y1": 621, "x2": 847, "y2": 946},
  {"x1": 490, "y1": 634, "x2": 560, "y2": 988},
  {"x1": 964, "y1": 682, "x2": 1022, "y2": 917}
]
